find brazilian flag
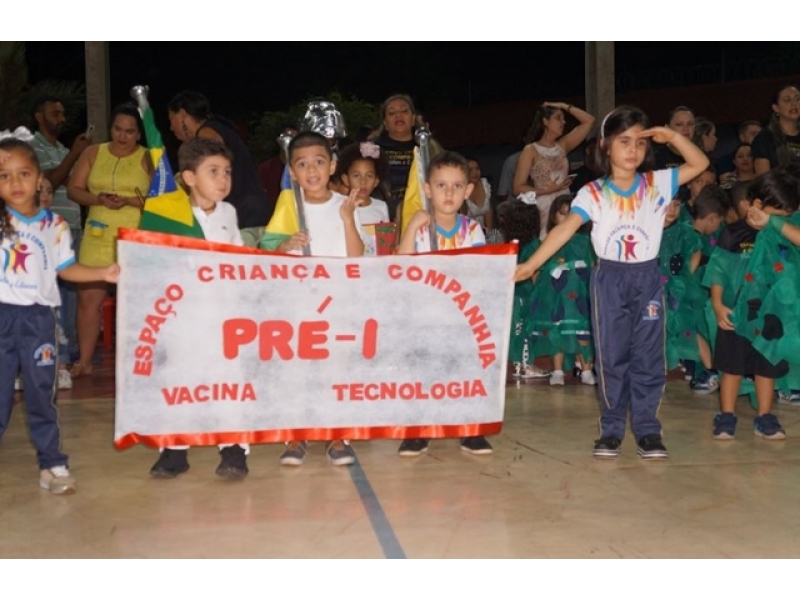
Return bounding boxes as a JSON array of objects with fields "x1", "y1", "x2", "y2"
[{"x1": 137, "y1": 99, "x2": 204, "y2": 239}]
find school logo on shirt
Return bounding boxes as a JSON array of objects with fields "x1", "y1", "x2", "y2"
[
  {"x1": 643, "y1": 300, "x2": 661, "y2": 322},
  {"x1": 34, "y1": 343, "x2": 56, "y2": 367},
  {"x1": 615, "y1": 234, "x2": 639, "y2": 261},
  {"x1": 1, "y1": 240, "x2": 33, "y2": 275}
]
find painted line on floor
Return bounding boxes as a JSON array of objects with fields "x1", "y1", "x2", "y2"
[{"x1": 349, "y1": 458, "x2": 407, "y2": 559}]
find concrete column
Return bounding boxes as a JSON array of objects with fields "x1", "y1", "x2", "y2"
[
  {"x1": 84, "y1": 42, "x2": 110, "y2": 142},
  {"x1": 585, "y1": 42, "x2": 615, "y2": 129}
]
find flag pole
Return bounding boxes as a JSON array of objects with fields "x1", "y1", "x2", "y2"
[
  {"x1": 415, "y1": 126, "x2": 437, "y2": 251},
  {"x1": 277, "y1": 132, "x2": 310, "y2": 256}
]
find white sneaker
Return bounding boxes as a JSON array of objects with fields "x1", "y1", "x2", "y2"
[
  {"x1": 39, "y1": 466, "x2": 76, "y2": 495},
  {"x1": 549, "y1": 370, "x2": 566, "y2": 386},
  {"x1": 519, "y1": 363, "x2": 550, "y2": 379},
  {"x1": 58, "y1": 369, "x2": 73, "y2": 390},
  {"x1": 580, "y1": 370, "x2": 597, "y2": 386},
  {"x1": 14, "y1": 376, "x2": 22, "y2": 391}
]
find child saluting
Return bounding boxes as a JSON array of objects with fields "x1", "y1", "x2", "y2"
[{"x1": 515, "y1": 106, "x2": 709, "y2": 460}]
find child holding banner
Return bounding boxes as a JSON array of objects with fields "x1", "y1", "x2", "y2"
[
  {"x1": 0, "y1": 133, "x2": 119, "y2": 495},
  {"x1": 396, "y1": 151, "x2": 494, "y2": 457},
  {"x1": 515, "y1": 106, "x2": 709, "y2": 460},
  {"x1": 336, "y1": 141, "x2": 392, "y2": 255},
  {"x1": 260, "y1": 131, "x2": 367, "y2": 467},
  {"x1": 148, "y1": 138, "x2": 250, "y2": 480}
]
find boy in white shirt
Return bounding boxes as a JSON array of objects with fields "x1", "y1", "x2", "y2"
[
  {"x1": 260, "y1": 132, "x2": 366, "y2": 466},
  {"x1": 149, "y1": 138, "x2": 249, "y2": 480}
]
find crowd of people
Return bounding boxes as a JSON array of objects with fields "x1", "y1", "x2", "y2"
[{"x1": 3, "y1": 84, "x2": 800, "y2": 494}]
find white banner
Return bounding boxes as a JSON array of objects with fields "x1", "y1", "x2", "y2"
[{"x1": 114, "y1": 231, "x2": 516, "y2": 448}]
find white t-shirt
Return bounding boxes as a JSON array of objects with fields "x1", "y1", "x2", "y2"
[
  {"x1": 0, "y1": 208, "x2": 75, "y2": 306},
  {"x1": 570, "y1": 168, "x2": 678, "y2": 262},
  {"x1": 357, "y1": 197, "x2": 390, "y2": 225},
  {"x1": 192, "y1": 201, "x2": 243, "y2": 246},
  {"x1": 301, "y1": 192, "x2": 367, "y2": 257}
]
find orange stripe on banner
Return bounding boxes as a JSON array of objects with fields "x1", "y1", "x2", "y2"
[
  {"x1": 114, "y1": 422, "x2": 503, "y2": 450},
  {"x1": 118, "y1": 228, "x2": 519, "y2": 257}
]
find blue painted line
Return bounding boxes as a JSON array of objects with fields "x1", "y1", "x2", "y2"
[{"x1": 349, "y1": 458, "x2": 407, "y2": 559}]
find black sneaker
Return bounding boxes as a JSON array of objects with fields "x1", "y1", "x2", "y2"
[
  {"x1": 149, "y1": 449, "x2": 189, "y2": 478},
  {"x1": 636, "y1": 434, "x2": 668, "y2": 460},
  {"x1": 713, "y1": 412, "x2": 737, "y2": 440},
  {"x1": 593, "y1": 436, "x2": 622, "y2": 459},
  {"x1": 460, "y1": 436, "x2": 493, "y2": 455},
  {"x1": 326, "y1": 440, "x2": 356, "y2": 466},
  {"x1": 279, "y1": 441, "x2": 307, "y2": 466},
  {"x1": 398, "y1": 438, "x2": 429, "y2": 457},
  {"x1": 215, "y1": 445, "x2": 249, "y2": 479}
]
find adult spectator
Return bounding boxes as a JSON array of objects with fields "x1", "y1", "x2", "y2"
[
  {"x1": 715, "y1": 120, "x2": 762, "y2": 175},
  {"x1": 692, "y1": 117, "x2": 718, "y2": 155},
  {"x1": 464, "y1": 158, "x2": 494, "y2": 231},
  {"x1": 372, "y1": 94, "x2": 419, "y2": 221},
  {"x1": 653, "y1": 105, "x2": 695, "y2": 169},
  {"x1": 752, "y1": 84, "x2": 800, "y2": 175},
  {"x1": 497, "y1": 125, "x2": 535, "y2": 204},
  {"x1": 30, "y1": 96, "x2": 92, "y2": 389},
  {"x1": 719, "y1": 143, "x2": 756, "y2": 189},
  {"x1": 257, "y1": 124, "x2": 298, "y2": 205},
  {"x1": 512, "y1": 101, "x2": 594, "y2": 236},
  {"x1": 569, "y1": 137, "x2": 600, "y2": 193},
  {"x1": 168, "y1": 91, "x2": 274, "y2": 246},
  {"x1": 67, "y1": 103, "x2": 152, "y2": 378}
]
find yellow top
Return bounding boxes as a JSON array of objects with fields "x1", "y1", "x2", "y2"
[
  {"x1": 79, "y1": 143, "x2": 149, "y2": 267},
  {"x1": 87, "y1": 143, "x2": 149, "y2": 202}
]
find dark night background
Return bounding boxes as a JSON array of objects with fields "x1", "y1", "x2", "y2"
[
  {"x1": 23, "y1": 42, "x2": 794, "y2": 118},
  {"x1": 19, "y1": 42, "x2": 800, "y2": 179}
]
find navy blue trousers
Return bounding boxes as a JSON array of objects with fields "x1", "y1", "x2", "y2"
[
  {"x1": 590, "y1": 259, "x2": 666, "y2": 440},
  {"x1": 0, "y1": 303, "x2": 68, "y2": 469}
]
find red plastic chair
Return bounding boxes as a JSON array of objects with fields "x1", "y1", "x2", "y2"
[{"x1": 102, "y1": 297, "x2": 116, "y2": 350}]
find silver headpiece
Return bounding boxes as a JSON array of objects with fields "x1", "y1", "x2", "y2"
[{"x1": 300, "y1": 101, "x2": 347, "y2": 140}]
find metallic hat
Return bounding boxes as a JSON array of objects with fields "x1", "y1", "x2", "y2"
[{"x1": 300, "y1": 100, "x2": 347, "y2": 140}]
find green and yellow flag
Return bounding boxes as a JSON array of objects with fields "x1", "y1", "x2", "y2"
[{"x1": 136, "y1": 97, "x2": 204, "y2": 239}]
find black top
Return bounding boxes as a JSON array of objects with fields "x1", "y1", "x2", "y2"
[
  {"x1": 197, "y1": 118, "x2": 274, "y2": 229},
  {"x1": 375, "y1": 132, "x2": 416, "y2": 219},
  {"x1": 718, "y1": 219, "x2": 757, "y2": 254},
  {"x1": 751, "y1": 127, "x2": 800, "y2": 169},
  {"x1": 569, "y1": 165, "x2": 598, "y2": 194},
  {"x1": 653, "y1": 143, "x2": 685, "y2": 170}
]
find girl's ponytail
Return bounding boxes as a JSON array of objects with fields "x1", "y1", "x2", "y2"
[{"x1": 0, "y1": 198, "x2": 12, "y2": 243}]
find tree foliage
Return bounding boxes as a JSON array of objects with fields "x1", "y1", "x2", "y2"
[{"x1": 0, "y1": 41, "x2": 86, "y2": 133}]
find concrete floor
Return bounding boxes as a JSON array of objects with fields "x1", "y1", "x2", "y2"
[{"x1": 2, "y1": 359, "x2": 800, "y2": 559}]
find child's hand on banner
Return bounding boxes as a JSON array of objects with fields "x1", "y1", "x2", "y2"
[
  {"x1": 278, "y1": 231, "x2": 310, "y2": 253},
  {"x1": 408, "y1": 210, "x2": 430, "y2": 234}
]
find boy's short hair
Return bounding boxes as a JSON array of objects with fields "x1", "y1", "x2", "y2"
[
  {"x1": 425, "y1": 151, "x2": 469, "y2": 182},
  {"x1": 748, "y1": 166, "x2": 800, "y2": 213},
  {"x1": 693, "y1": 184, "x2": 728, "y2": 219},
  {"x1": 178, "y1": 138, "x2": 232, "y2": 173},
  {"x1": 738, "y1": 120, "x2": 761, "y2": 136},
  {"x1": 288, "y1": 131, "x2": 332, "y2": 163},
  {"x1": 728, "y1": 182, "x2": 751, "y2": 209}
]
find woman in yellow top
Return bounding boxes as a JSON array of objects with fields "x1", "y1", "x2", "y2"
[{"x1": 67, "y1": 103, "x2": 152, "y2": 377}]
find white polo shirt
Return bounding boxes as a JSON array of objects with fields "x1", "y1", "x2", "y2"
[
  {"x1": 570, "y1": 168, "x2": 678, "y2": 262},
  {"x1": 192, "y1": 201, "x2": 243, "y2": 246}
]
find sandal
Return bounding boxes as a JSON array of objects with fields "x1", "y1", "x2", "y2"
[{"x1": 69, "y1": 362, "x2": 93, "y2": 379}]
